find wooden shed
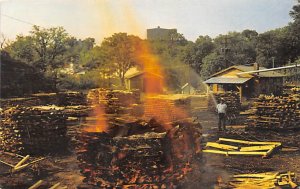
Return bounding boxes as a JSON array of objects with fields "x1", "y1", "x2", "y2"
[
  {"x1": 203, "y1": 64, "x2": 285, "y2": 101},
  {"x1": 125, "y1": 71, "x2": 164, "y2": 93},
  {"x1": 181, "y1": 83, "x2": 196, "y2": 94}
]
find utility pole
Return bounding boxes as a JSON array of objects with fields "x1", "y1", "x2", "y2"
[
  {"x1": 272, "y1": 57, "x2": 275, "y2": 68},
  {"x1": 222, "y1": 36, "x2": 230, "y2": 68}
]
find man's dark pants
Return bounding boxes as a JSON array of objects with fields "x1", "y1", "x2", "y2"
[{"x1": 218, "y1": 113, "x2": 226, "y2": 131}]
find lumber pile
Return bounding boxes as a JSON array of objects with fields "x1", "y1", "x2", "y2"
[
  {"x1": 247, "y1": 94, "x2": 300, "y2": 129},
  {"x1": 0, "y1": 106, "x2": 67, "y2": 155},
  {"x1": 76, "y1": 120, "x2": 202, "y2": 188},
  {"x1": 57, "y1": 91, "x2": 87, "y2": 106},
  {"x1": 143, "y1": 95, "x2": 190, "y2": 123},
  {"x1": 283, "y1": 84, "x2": 300, "y2": 95},
  {"x1": 209, "y1": 92, "x2": 241, "y2": 117},
  {"x1": 0, "y1": 97, "x2": 42, "y2": 110},
  {"x1": 32, "y1": 91, "x2": 87, "y2": 106},
  {"x1": 229, "y1": 171, "x2": 298, "y2": 189},
  {"x1": 203, "y1": 138, "x2": 281, "y2": 158},
  {"x1": 1, "y1": 91, "x2": 87, "y2": 110},
  {"x1": 87, "y1": 89, "x2": 140, "y2": 114}
]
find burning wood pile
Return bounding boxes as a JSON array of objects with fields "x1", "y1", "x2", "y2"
[
  {"x1": 0, "y1": 106, "x2": 67, "y2": 155},
  {"x1": 209, "y1": 92, "x2": 241, "y2": 118},
  {"x1": 247, "y1": 94, "x2": 300, "y2": 129},
  {"x1": 76, "y1": 119, "x2": 202, "y2": 188},
  {"x1": 87, "y1": 89, "x2": 140, "y2": 114}
]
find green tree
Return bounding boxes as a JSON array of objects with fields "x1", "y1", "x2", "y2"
[
  {"x1": 182, "y1": 35, "x2": 215, "y2": 73},
  {"x1": 200, "y1": 52, "x2": 227, "y2": 79},
  {"x1": 30, "y1": 25, "x2": 69, "y2": 72},
  {"x1": 214, "y1": 32, "x2": 256, "y2": 66},
  {"x1": 100, "y1": 33, "x2": 142, "y2": 87},
  {"x1": 6, "y1": 35, "x2": 35, "y2": 63}
]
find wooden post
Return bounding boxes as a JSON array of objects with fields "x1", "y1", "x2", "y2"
[{"x1": 236, "y1": 85, "x2": 242, "y2": 103}]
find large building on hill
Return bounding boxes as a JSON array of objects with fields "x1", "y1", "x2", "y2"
[
  {"x1": 204, "y1": 63, "x2": 285, "y2": 101},
  {"x1": 147, "y1": 26, "x2": 177, "y2": 40}
]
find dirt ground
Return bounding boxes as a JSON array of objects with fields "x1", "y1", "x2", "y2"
[{"x1": 0, "y1": 105, "x2": 299, "y2": 188}]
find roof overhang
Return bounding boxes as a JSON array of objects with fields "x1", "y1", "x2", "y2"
[{"x1": 203, "y1": 77, "x2": 252, "y2": 84}]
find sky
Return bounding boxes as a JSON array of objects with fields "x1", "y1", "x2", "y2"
[{"x1": 0, "y1": 0, "x2": 297, "y2": 43}]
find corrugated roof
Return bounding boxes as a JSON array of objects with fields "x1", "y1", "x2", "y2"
[
  {"x1": 203, "y1": 77, "x2": 252, "y2": 84},
  {"x1": 210, "y1": 65, "x2": 285, "y2": 78}
]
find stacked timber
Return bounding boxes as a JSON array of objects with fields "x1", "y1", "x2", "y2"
[
  {"x1": 76, "y1": 120, "x2": 202, "y2": 188},
  {"x1": 208, "y1": 92, "x2": 241, "y2": 116},
  {"x1": 31, "y1": 93, "x2": 58, "y2": 105},
  {"x1": 0, "y1": 106, "x2": 67, "y2": 155},
  {"x1": 143, "y1": 96, "x2": 189, "y2": 123},
  {"x1": 32, "y1": 91, "x2": 87, "y2": 106},
  {"x1": 247, "y1": 94, "x2": 300, "y2": 129},
  {"x1": 87, "y1": 89, "x2": 140, "y2": 114},
  {"x1": 57, "y1": 91, "x2": 87, "y2": 106},
  {"x1": 0, "y1": 97, "x2": 42, "y2": 110},
  {"x1": 1, "y1": 92, "x2": 86, "y2": 110}
]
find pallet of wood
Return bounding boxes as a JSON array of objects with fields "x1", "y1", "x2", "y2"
[
  {"x1": 247, "y1": 94, "x2": 300, "y2": 129},
  {"x1": 203, "y1": 138, "x2": 281, "y2": 158},
  {"x1": 0, "y1": 106, "x2": 68, "y2": 155}
]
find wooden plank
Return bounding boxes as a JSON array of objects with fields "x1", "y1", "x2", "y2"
[
  {"x1": 227, "y1": 151, "x2": 267, "y2": 156},
  {"x1": 28, "y1": 180, "x2": 43, "y2": 189},
  {"x1": 14, "y1": 155, "x2": 30, "y2": 168},
  {"x1": 240, "y1": 145, "x2": 275, "y2": 152},
  {"x1": 49, "y1": 183, "x2": 61, "y2": 189},
  {"x1": 202, "y1": 149, "x2": 228, "y2": 155},
  {"x1": 206, "y1": 142, "x2": 239, "y2": 150},
  {"x1": 233, "y1": 172, "x2": 278, "y2": 178},
  {"x1": 219, "y1": 138, "x2": 281, "y2": 146}
]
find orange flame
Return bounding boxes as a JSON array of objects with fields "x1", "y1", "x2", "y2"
[{"x1": 85, "y1": 104, "x2": 108, "y2": 133}]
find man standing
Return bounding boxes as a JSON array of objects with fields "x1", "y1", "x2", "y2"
[{"x1": 216, "y1": 98, "x2": 227, "y2": 131}]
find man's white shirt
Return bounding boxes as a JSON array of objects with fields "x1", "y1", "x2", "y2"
[{"x1": 216, "y1": 103, "x2": 227, "y2": 114}]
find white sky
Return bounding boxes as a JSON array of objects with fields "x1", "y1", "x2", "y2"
[{"x1": 0, "y1": 0, "x2": 297, "y2": 43}]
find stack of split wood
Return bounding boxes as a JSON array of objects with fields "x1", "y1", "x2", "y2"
[
  {"x1": 247, "y1": 94, "x2": 300, "y2": 129},
  {"x1": 32, "y1": 91, "x2": 87, "y2": 106},
  {"x1": 0, "y1": 97, "x2": 42, "y2": 110},
  {"x1": 203, "y1": 138, "x2": 281, "y2": 158},
  {"x1": 143, "y1": 96, "x2": 190, "y2": 123},
  {"x1": 57, "y1": 91, "x2": 87, "y2": 106},
  {"x1": 229, "y1": 171, "x2": 298, "y2": 189},
  {"x1": 0, "y1": 106, "x2": 67, "y2": 155},
  {"x1": 1, "y1": 91, "x2": 87, "y2": 110},
  {"x1": 209, "y1": 92, "x2": 241, "y2": 117},
  {"x1": 76, "y1": 119, "x2": 202, "y2": 188},
  {"x1": 87, "y1": 89, "x2": 140, "y2": 114}
]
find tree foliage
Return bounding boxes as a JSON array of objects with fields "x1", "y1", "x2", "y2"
[{"x1": 99, "y1": 33, "x2": 143, "y2": 87}]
